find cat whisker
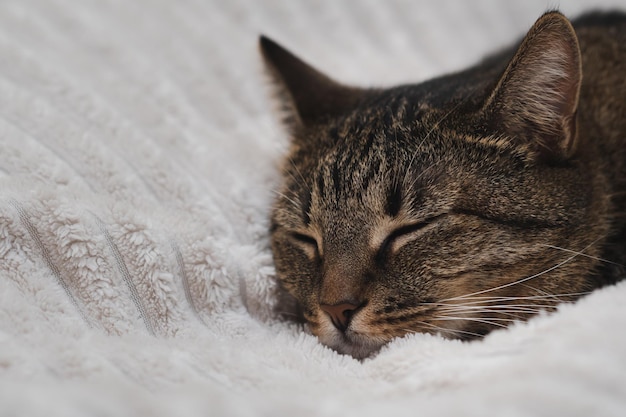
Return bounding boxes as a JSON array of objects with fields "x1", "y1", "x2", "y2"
[
  {"x1": 271, "y1": 189, "x2": 301, "y2": 211},
  {"x1": 434, "y1": 299, "x2": 562, "y2": 308},
  {"x1": 422, "y1": 292, "x2": 590, "y2": 310},
  {"x1": 521, "y1": 283, "x2": 582, "y2": 305},
  {"x1": 605, "y1": 190, "x2": 626, "y2": 198},
  {"x1": 540, "y1": 243, "x2": 625, "y2": 267},
  {"x1": 520, "y1": 283, "x2": 563, "y2": 302},
  {"x1": 439, "y1": 309, "x2": 546, "y2": 320},
  {"x1": 428, "y1": 300, "x2": 581, "y2": 318},
  {"x1": 441, "y1": 239, "x2": 601, "y2": 302},
  {"x1": 435, "y1": 310, "x2": 546, "y2": 321},
  {"x1": 278, "y1": 157, "x2": 309, "y2": 194},
  {"x1": 402, "y1": 322, "x2": 485, "y2": 340},
  {"x1": 407, "y1": 163, "x2": 439, "y2": 196},
  {"x1": 286, "y1": 155, "x2": 312, "y2": 195},
  {"x1": 441, "y1": 302, "x2": 553, "y2": 309},
  {"x1": 402, "y1": 92, "x2": 474, "y2": 189},
  {"x1": 438, "y1": 304, "x2": 555, "y2": 312},
  {"x1": 432, "y1": 316, "x2": 512, "y2": 328},
  {"x1": 442, "y1": 310, "x2": 544, "y2": 320},
  {"x1": 450, "y1": 291, "x2": 591, "y2": 304}
]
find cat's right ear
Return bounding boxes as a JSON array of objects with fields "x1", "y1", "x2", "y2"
[
  {"x1": 259, "y1": 36, "x2": 366, "y2": 129},
  {"x1": 481, "y1": 12, "x2": 582, "y2": 162}
]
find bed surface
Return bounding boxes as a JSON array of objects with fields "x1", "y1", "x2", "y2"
[{"x1": 1, "y1": 1, "x2": 625, "y2": 415}]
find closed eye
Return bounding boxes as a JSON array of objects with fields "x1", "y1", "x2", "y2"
[
  {"x1": 290, "y1": 232, "x2": 320, "y2": 257},
  {"x1": 376, "y1": 215, "x2": 445, "y2": 263}
]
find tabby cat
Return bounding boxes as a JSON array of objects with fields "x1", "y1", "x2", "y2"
[{"x1": 261, "y1": 11, "x2": 626, "y2": 359}]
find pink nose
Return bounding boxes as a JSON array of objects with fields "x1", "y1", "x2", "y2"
[{"x1": 320, "y1": 302, "x2": 361, "y2": 332}]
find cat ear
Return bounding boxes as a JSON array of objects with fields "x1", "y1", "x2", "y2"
[
  {"x1": 483, "y1": 11, "x2": 582, "y2": 161},
  {"x1": 259, "y1": 36, "x2": 366, "y2": 128}
]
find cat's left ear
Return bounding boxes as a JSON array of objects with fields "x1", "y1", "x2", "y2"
[
  {"x1": 259, "y1": 36, "x2": 367, "y2": 129},
  {"x1": 482, "y1": 11, "x2": 582, "y2": 161}
]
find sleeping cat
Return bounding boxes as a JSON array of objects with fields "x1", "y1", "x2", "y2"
[{"x1": 261, "y1": 11, "x2": 626, "y2": 359}]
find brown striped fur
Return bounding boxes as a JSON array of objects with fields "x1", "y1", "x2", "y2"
[{"x1": 261, "y1": 11, "x2": 626, "y2": 359}]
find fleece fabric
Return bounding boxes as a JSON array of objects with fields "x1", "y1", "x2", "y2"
[{"x1": 1, "y1": 1, "x2": 625, "y2": 416}]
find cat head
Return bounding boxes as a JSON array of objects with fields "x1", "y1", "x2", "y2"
[{"x1": 262, "y1": 12, "x2": 603, "y2": 359}]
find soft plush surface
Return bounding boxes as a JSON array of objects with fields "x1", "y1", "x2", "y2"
[{"x1": 1, "y1": 1, "x2": 625, "y2": 416}]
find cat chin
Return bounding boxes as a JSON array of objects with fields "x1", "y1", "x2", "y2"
[{"x1": 316, "y1": 327, "x2": 386, "y2": 360}]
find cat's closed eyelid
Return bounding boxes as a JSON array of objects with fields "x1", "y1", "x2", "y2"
[
  {"x1": 374, "y1": 214, "x2": 446, "y2": 260},
  {"x1": 289, "y1": 231, "x2": 322, "y2": 258}
]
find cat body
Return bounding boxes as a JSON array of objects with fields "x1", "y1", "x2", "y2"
[{"x1": 261, "y1": 11, "x2": 626, "y2": 359}]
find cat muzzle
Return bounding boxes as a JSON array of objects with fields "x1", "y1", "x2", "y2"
[{"x1": 320, "y1": 302, "x2": 362, "y2": 332}]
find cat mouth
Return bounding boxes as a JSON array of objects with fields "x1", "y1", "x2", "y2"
[{"x1": 315, "y1": 325, "x2": 387, "y2": 360}]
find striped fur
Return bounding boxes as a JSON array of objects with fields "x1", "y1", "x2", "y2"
[{"x1": 265, "y1": 11, "x2": 626, "y2": 359}]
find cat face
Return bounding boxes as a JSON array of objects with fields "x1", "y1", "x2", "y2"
[
  {"x1": 262, "y1": 12, "x2": 609, "y2": 359},
  {"x1": 270, "y1": 103, "x2": 596, "y2": 359}
]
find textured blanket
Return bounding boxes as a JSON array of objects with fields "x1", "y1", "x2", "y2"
[{"x1": 1, "y1": 1, "x2": 625, "y2": 416}]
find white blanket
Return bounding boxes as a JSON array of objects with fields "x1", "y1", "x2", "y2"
[{"x1": 1, "y1": 1, "x2": 625, "y2": 415}]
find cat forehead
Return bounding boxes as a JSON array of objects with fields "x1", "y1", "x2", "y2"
[
  {"x1": 311, "y1": 109, "x2": 458, "y2": 177},
  {"x1": 287, "y1": 90, "x2": 526, "y2": 219},
  {"x1": 334, "y1": 93, "x2": 440, "y2": 134},
  {"x1": 301, "y1": 128, "x2": 445, "y2": 219},
  {"x1": 311, "y1": 93, "x2": 528, "y2": 172},
  {"x1": 313, "y1": 106, "x2": 431, "y2": 155}
]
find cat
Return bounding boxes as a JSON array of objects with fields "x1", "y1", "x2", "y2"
[{"x1": 260, "y1": 10, "x2": 626, "y2": 359}]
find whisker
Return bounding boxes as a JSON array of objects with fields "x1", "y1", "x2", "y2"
[
  {"x1": 437, "y1": 302, "x2": 560, "y2": 309},
  {"x1": 286, "y1": 155, "x2": 312, "y2": 195},
  {"x1": 423, "y1": 291, "x2": 591, "y2": 308},
  {"x1": 437, "y1": 304, "x2": 556, "y2": 312},
  {"x1": 540, "y1": 244, "x2": 624, "y2": 267},
  {"x1": 435, "y1": 309, "x2": 545, "y2": 320},
  {"x1": 407, "y1": 163, "x2": 439, "y2": 194},
  {"x1": 403, "y1": 322, "x2": 485, "y2": 339},
  {"x1": 456, "y1": 292, "x2": 591, "y2": 303},
  {"x1": 271, "y1": 189, "x2": 301, "y2": 211},
  {"x1": 519, "y1": 283, "x2": 571, "y2": 303},
  {"x1": 521, "y1": 283, "x2": 559, "y2": 298},
  {"x1": 442, "y1": 239, "x2": 601, "y2": 302},
  {"x1": 448, "y1": 310, "x2": 544, "y2": 320},
  {"x1": 432, "y1": 316, "x2": 512, "y2": 328},
  {"x1": 402, "y1": 92, "x2": 475, "y2": 189}
]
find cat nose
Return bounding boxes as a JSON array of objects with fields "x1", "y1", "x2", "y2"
[{"x1": 320, "y1": 302, "x2": 362, "y2": 332}]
